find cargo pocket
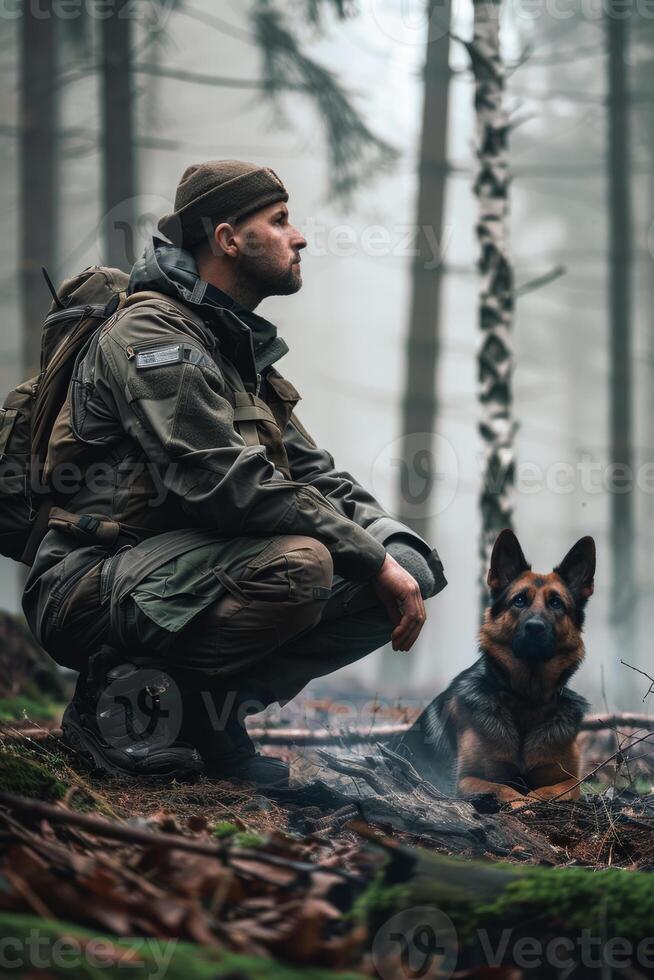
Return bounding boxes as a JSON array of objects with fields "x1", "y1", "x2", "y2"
[
  {"x1": 130, "y1": 556, "x2": 232, "y2": 635},
  {"x1": 42, "y1": 547, "x2": 108, "y2": 646}
]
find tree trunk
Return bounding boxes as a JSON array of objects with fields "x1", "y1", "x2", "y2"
[
  {"x1": 383, "y1": 0, "x2": 452, "y2": 686},
  {"x1": 19, "y1": 2, "x2": 58, "y2": 380},
  {"x1": 471, "y1": 0, "x2": 515, "y2": 613},
  {"x1": 101, "y1": 0, "x2": 136, "y2": 271},
  {"x1": 396, "y1": 0, "x2": 452, "y2": 542},
  {"x1": 606, "y1": 0, "x2": 634, "y2": 707}
]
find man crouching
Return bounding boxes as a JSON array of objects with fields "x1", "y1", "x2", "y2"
[{"x1": 24, "y1": 160, "x2": 446, "y2": 786}]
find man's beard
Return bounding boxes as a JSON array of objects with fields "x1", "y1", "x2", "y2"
[{"x1": 238, "y1": 253, "x2": 302, "y2": 298}]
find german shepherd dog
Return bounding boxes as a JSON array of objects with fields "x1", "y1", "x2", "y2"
[{"x1": 395, "y1": 530, "x2": 595, "y2": 807}]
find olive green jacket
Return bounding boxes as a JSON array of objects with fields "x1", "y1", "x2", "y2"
[{"x1": 24, "y1": 239, "x2": 446, "y2": 647}]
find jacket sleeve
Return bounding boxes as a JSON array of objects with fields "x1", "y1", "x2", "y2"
[
  {"x1": 284, "y1": 411, "x2": 447, "y2": 588},
  {"x1": 96, "y1": 308, "x2": 386, "y2": 583}
]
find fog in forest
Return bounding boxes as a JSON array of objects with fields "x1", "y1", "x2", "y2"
[{"x1": 1, "y1": 0, "x2": 652, "y2": 713}]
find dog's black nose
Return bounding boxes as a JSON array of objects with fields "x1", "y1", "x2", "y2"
[{"x1": 524, "y1": 618, "x2": 546, "y2": 635}]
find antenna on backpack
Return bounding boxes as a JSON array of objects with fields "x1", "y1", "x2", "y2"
[{"x1": 41, "y1": 267, "x2": 65, "y2": 310}]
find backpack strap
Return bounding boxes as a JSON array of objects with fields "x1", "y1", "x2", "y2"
[
  {"x1": 0, "y1": 409, "x2": 17, "y2": 461},
  {"x1": 20, "y1": 500, "x2": 54, "y2": 567},
  {"x1": 232, "y1": 391, "x2": 278, "y2": 447},
  {"x1": 122, "y1": 290, "x2": 207, "y2": 330},
  {"x1": 124, "y1": 291, "x2": 273, "y2": 449}
]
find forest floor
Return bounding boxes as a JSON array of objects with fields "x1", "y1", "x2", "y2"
[
  {"x1": 1, "y1": 617, "x2": 654, "y2": 978},
  {"x1": 1, "y1": 703, "x2": 654, "y2": 979}
]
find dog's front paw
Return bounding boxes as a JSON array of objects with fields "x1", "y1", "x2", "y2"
[{"x1": 507, "y1": 797, "x2": 533, "y2": 812}]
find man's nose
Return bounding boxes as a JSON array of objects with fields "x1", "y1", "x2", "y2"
[{"x1": 291, "y1": 228, "x2": 307, "y2": 251}]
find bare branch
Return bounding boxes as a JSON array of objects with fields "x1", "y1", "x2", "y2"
[{"x1": 516, "y1": 265, "x2": 566, "y2": 298}]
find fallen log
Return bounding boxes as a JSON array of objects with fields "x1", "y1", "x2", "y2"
[
  {"x1": 6, "y1": 712, "x2": 654, "y2": 746},
  {"x1": 355, "y1": 823, "x2": 654, "y2": 974},
  {"x1": 312, "y1": 747, "x2": 561, "y2": 863}
]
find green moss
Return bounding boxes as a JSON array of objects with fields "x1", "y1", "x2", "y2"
[
  {"x1": 211, "y1": 820, "x2": 239, "y2": 839},
  {"x1": 233, "y1": 831, "x2": 265, "y2": 848},
  {"x1": 211, "y1": 822, "x2": 266, "y2": 848},
  {"x1": 0, "y1": 752, "x2": 66, "y2": 800},
  {"x1": 475, "y1": 865, "x2": 654, "y2": 940},
  {"x1": 0, "y1": 694, "x2": 62, "y2": 722},
  {"x1": 0, "y1": 914, "x2": 367, "y2": 979},
  {"x1": 365, "y1": 847, "x2": 654, "y2": 945},
  {"x1": 349, "y1": 871, "x2": 412, "y2": 923}
]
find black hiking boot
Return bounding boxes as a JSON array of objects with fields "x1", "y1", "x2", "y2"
[
  {"x1": 62, "y1": 646, "x2": 203, "y2": 779},
  {"x1": 178, "y1": 678, "x2": 289, "y2": 788}
]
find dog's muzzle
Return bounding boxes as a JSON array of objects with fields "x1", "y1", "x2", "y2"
[{"x1": 512, "y1": 617, "x2": 556, "y2": 661}]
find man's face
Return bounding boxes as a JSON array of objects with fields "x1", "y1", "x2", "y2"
[{"x1": 233, "y1": 203, "x2": 307, "y2": 297}]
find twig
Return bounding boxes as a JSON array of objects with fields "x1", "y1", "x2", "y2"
[
  {"x1": 516, "y1": 265, "x2": 566, "y2": 297},
  {"x1": 547, "y1": 731, "x2": 654, "y2": 803},
  {"x1": 315, "y1": 749, "x2": 393, "y2": 797},
  {"x1": 2, "y1": 723, "x2": 120, "y2": 819},
  {"x1": 581, "y1": 714, "x2": 654, "y2": 732},
  {"x1": 0, "y1": 792, "x2": 357, "y2": 881},
  {"x1": 376, "y1": 743, "x2": 447, "y2": 801},
  {"x1": 620, "y1": 661, "x2": 654, "y2": 701},
  {"x1": 3, "y1": 868, "x2": 55, "y2": 920}
]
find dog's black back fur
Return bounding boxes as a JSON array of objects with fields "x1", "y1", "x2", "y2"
[{"x1": 392, "y1": 654, "x2": 589, "y2": 794}]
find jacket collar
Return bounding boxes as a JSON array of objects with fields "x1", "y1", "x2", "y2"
[{"x1": 129, "y1": 237, "x2": 289, "y2": 388}]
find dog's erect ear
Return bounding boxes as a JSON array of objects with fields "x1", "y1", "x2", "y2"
[
  {"x1": 487, "y1": 529, "x2": 530, "y2": 592},
  {"x1": 554, "y1": 537, "x2": 596, "y2": 601}
]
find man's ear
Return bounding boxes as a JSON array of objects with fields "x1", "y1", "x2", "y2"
[
  {"x1": 554, "y1": 537, "x2": 596, "y2": 601},
  {"x1": 487, "y1": 529, "x2": 530, "y2": 592},
  {"x1": 213, "y1": 221, "x2": 238, "y2": 258}
]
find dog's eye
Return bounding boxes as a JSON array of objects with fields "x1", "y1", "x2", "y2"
[
  {"x1": 549, "y1": 595, "x2": 564, "y2": 610},
  {"x1": 512, "y1": 594, "x2": 527, "y2": 607}
]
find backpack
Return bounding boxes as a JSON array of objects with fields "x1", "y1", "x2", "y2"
[{"x1": 0, "y1": 266, "x2": 130, "y2": 565}]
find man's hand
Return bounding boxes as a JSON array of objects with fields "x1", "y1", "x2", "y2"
[{"x1": 373, "y1": 553, "x2": 426, "y2": 652}]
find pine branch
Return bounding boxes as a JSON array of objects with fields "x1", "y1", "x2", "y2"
[
  {"x1": 300, "y1": 0, "x2": 357, "y2": 26},
  {"x1": 252, "y1": 1, "x2": 397, "y2": 200}
]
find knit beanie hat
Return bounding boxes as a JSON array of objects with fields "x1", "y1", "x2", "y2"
[{"x1": 159, "y1": 160, "x2": 289, "y2": 249}]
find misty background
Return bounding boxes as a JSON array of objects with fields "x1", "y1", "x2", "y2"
[{"x1": 0, "y1": 0, "x2": 652, "y2": 713}]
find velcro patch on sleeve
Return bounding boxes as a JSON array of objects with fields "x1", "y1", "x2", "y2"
[{"x1": 135, "y1": 345, "x2": 183, "y2": 369}]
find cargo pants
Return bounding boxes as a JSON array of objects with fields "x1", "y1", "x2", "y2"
[{"x1": 29, "y1": 527, "x2": 413, "y2": 707}]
